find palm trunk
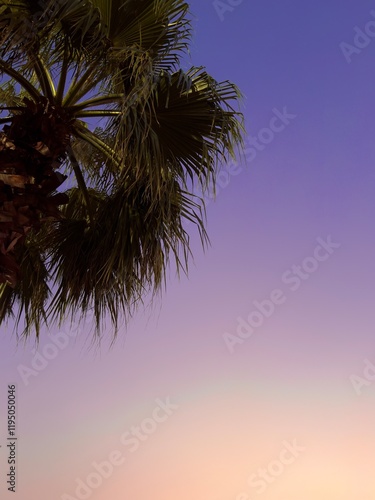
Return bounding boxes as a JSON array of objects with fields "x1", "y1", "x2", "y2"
[{"x1": 0, "y1": 98, "x2": 70, "y2": 287}]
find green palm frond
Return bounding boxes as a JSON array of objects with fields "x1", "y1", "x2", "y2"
[
  {"x1": 0, "y1": 1, "x2": 36, "y2": 58},
  {"x1": 93, "y1": 0, "x2": 190, "y2": 49},
  {"x1": 43, "y1": 171, "x2": 204, "y2": 333},
  {"x1": 0, "y1": 238, "x2": 50, "y2": 338},
  {"x1": 109, "y1": 67, "x2": 244, "y2": 195}
]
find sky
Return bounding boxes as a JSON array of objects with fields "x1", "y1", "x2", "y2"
[{"x1": 1, "y1": 0, "x2": 375, "y2": 499}]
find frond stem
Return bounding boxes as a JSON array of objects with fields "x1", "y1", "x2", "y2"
[
  {"x1": 0, "y1": 59, "x2": 41, "y2": 101},
  {"x1": 73, "y1": 125, "x2": 121, "y2": 168},
  {"x1": 31, "y1": 54, "x2": 56, "y2": 101},
  {"x1": 56, "y1": 42, "x2": 70, "y2": 104},
  {"x1": 68, "y1": 94, "x2": 124, "y2": 112},
  {"x1": 66, "y1": 145, "x2": 94, "y2": 224},
  {"x1": 75, "y1": 110, "x2": 121, "y2": 118},
  {"x1": 63, "y1": 61, "x2": 102, "y2": 107},
  {"x1": 0, "y1": 116, "x2": 12, "y2": 124}
]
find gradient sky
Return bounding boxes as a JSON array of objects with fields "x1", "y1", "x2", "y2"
[{"x1": 1, "y1": 1, "x2": 375, "y2": 499}]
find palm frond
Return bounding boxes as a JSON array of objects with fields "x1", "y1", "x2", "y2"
[
  {"x1": 41, "y1": 169, "x2": 207, "y2": 333},
  {"x1": 92, "y1": 0, "x2": 190, "y2": 68},
  {"x1": 0, "y1": 237, "x2": 50, "y2": 339},
  {"x1": 108, "y1": 67, "x2": 244, "y2": 196}
]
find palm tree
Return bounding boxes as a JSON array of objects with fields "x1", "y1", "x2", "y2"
[{"x1": 0, "y1": 0, "x2": 244, "y2": 338}]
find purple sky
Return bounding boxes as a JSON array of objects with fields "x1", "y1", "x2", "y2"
[{"x1": 1, "y1": 1, "x2": 375, "y2": 499}]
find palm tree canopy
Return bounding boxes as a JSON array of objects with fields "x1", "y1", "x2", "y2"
[{"x1": 0, "y1": 0, "x2": 244, "y2": 339}]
